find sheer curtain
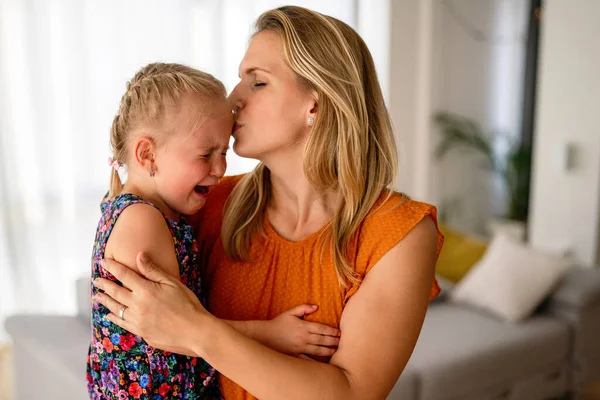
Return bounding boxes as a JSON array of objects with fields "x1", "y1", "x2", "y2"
[{"x1": 0, "y1": 0, "x2": 357, "y2": 339}]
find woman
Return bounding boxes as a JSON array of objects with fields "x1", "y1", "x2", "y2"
[{"x1": 95, "y1": 5, "x2": 442, "y2": 400}]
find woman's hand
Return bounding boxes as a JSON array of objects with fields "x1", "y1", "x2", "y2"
[
  {"x1": 260, "y1": 305, "x2": 341, "y2": 358},
  {"x1": 93, "y1": 252, "x2": 210, "y2": 357}
]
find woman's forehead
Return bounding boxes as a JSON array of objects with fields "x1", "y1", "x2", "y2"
[{"x1": 239, "y1": 31, "x2": 284, "y2": 76}]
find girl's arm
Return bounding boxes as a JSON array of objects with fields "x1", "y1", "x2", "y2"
[
  {"x1": 106, "y1": 204, "x2": 180, "y2": 279},
  {"x1": 225, "y1": 305, "x2": 341, "y2": 358},
  {"x1": 95, "y1": 217, "x2": 438, "y2": 400}
]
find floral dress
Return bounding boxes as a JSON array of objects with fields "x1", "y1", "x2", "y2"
[{"x1": 87, "y1": 193, "x2": 222, "y2": 400}]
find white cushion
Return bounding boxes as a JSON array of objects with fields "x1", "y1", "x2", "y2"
[{"x1": 450, "y1": 233, "x2": 572, "y2": 322}]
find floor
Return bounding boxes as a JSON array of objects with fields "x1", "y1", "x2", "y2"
[
  {"x1": 0, "y1": 343, "x2": 13, "y2": 400},
  {"x1": 582, "y1": 380, "x2": 600, "y2": 400}
]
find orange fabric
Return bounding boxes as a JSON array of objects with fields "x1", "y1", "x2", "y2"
[{"x1": 194, "y1": 175, "x2": 443, "y2": 400}]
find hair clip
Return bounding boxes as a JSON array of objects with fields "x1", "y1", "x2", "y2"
[{"x1": 108, "y1": 157, "x2": 121, "y2": 170}]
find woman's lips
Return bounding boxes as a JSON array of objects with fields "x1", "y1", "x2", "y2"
[{"x1": 232, "y1": 123, "x2": 243, "y2": 134}]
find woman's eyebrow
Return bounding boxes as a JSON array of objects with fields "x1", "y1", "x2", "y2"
[{"x1": 238, "y1": 67, "x2": 271, "y2": 78}]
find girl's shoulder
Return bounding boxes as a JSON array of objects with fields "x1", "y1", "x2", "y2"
[{"x1": 100, "y1": 192, "x2": 151, "y2": 217}]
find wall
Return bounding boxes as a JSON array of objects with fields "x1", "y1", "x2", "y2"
[
  {"x1": 529, "y1": 0, "x2": 600, "y2": 266},
  {"x1": 386, "y1": 0, "x2": 528, "y2": 234}
]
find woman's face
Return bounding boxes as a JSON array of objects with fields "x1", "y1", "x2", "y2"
[{"x1": 229, "y1": 30, "x2": 317, "y2": 161}]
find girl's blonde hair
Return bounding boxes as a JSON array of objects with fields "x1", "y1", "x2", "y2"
[
  {"x1": 109, "y1": 63, "x2": 226, "y2": 198},
  {"x1": 222, "y1": 6, "x2": 399, "y2": 288}
]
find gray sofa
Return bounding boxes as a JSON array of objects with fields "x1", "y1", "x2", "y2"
[{"x1": 6, "y1": 266, "x2": 600, "y2": 400}]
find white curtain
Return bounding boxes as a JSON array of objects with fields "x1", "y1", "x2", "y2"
[{"x1": 0, "y1": 0, "x2": 357, "y2": 339}]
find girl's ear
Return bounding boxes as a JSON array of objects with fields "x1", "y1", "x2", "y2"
[{"x1": 133, "y1": 136, "x2": 156, "y2": 173}]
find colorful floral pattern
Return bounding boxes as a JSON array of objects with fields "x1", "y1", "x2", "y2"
[{"x1": 87, "y1": 193, "x2": 222, "y2": 399}]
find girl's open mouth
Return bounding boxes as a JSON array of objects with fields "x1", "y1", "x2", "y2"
[{"x1": 194, "y1": 185, "x2": 209, "y2": 195}]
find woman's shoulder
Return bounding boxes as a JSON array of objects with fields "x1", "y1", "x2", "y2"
[
  {"x1": 364, "y1": 191, "x2": 438, "y2": 229},
  {"x1": 357, "y1": 191, "x2": 441, "y2": 259},
  {"x1": 189, "y1": 174, "x2": 246, "y2": 243},
  {"x1": 345, "y1": 191, "x2": 442, "y2": 302},
  {"x1": 214, "y1": 175, "x2": 246, "y2": 195}
]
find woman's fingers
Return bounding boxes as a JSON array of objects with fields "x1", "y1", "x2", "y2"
[
  {"x1": 135, "y1": 252, "x2": 174, "y2": 284},
  {"x1": 307, "y1": 322, "x2": 341, "y2": 337},
  {"x1": 105, "y1": 311, "x2": 140, "y2": 336},
  {"x1": 308, "y1": 333, "x2": 340, "y2": 347},
  {"x1": 99, "y1": 258, "x2": 148, "y2": 291},
  {"x1": 95, "y1": 292, "x2": 129, "y2": 319},
  {"x1": 93, "y1": 277, "x2": 133, "y2": 306}
]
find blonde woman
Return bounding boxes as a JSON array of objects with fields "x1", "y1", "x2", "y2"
[{"x1": 94, "y1": 6, "x2": 442, "y2": 400}]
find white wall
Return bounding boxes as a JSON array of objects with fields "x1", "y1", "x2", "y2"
[
  {"x1": 387, "y1": 0, "x2": 528, "y2": 234},
  {"x1": 529, "y1": 0, "x2": 600, "y2": 266}
]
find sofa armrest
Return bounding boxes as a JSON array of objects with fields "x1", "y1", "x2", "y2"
[
  {"x1": 76, "y1": 277, "x2": 91, "y2": 322},
  {"x1": 546, "y1": 267, "x2": 600, "y2": 309},
  {"x1": 539, "y1": 266, "x2": 600, "y2": 388}
]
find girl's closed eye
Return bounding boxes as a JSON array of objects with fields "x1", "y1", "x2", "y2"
[{"x1": 254, "y1": 82, "x2": 266, "y2": 87}]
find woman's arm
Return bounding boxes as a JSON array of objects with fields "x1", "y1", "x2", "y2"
[
  {"x1": 95, "y1": 217, "x2": 438, "y2": 400},
  {"x1": 108, "y1": 205, "x2": 340, "y2": 358}
]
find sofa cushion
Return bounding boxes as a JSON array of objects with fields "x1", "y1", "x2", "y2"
[
  {"x1": 406, "y1": 303, "x2": 570, "y2": 400},
  {"x1": 386, "y1": 367, "x2": 417, "y2": 400},
  {"x1": 76, "y1": 277, "x2": 92, "y2": 322},
  {"x1": 435, "y1": 224, "x2": 488, "y2": 283},
  {"x1": 450, "y1": 233, "x2": 572, "y2": 322}
]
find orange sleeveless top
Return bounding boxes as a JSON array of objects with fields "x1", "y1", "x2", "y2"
[{"x1": 193, "y1": 175, "x2": 443, "y2": 400}]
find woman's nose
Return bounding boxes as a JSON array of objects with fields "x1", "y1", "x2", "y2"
[{"x1": 228, "y1": 85, "x2": 245, "y2": 112}]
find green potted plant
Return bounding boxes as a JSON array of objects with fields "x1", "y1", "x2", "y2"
[{"x1": 433, "y1": 111, "x2": 532, "y2": 240}]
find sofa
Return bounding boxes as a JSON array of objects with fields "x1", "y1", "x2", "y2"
[{"x1": 5, "y1": 266, "x2": 600, "y2": 400}]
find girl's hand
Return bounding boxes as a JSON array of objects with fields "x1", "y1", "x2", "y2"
[
  {"x1": 261, "y1": 305, "x2": 341, "y2": 358},
  {"x1": 93, "y1": 252, "x2": 210, "y2": 357}
]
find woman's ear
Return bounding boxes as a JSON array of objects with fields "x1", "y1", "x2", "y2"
[
  {"x1": 133, "y1": 136, "x2": 156, "y2": 173},
  {"x1": 308, "y1": 90, "x2": 318, "y2": 124}
]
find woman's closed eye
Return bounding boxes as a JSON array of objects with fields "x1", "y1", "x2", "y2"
[{"x1": 254, "y1": 82, "x2": 266, "y2": 87}]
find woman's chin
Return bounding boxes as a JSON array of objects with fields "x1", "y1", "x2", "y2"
[{"x1": 232, "y1": 140, "x2": 259, "y2": 159}]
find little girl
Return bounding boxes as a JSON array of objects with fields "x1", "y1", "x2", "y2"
[{"x1": 87, "y1": 63, "x2": 231, "y2": 399}]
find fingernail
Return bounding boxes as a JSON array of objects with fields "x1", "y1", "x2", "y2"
[
  {"x1": 311, "y1": 305, "x2": 318, "y2": 309},
  {"x1": 140, "y1": 253, "x2": 148, "y2": 263}
]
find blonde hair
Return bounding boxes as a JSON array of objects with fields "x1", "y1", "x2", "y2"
[
  {"x1": 222, "y1": 6, "x2": 399, "y2": 288},
  {"x1": 109, "y1": 63, "x2": 226, "y2": 198}
]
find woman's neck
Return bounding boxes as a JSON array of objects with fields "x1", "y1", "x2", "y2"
[{"x1": 265, "y1": 161, "x2": 340, "y2": 241}]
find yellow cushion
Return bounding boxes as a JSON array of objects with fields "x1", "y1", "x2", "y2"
[{"x1": 436, "y1": 224, "x2": 488, "y2": 283}]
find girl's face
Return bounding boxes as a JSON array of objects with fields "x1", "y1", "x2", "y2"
[
  {"x1": 152, "y1": 95, "x2": 232, "y2": 217},
  {"x1": 228, "y1": 30, "x2": 317, "y2": 162}
]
